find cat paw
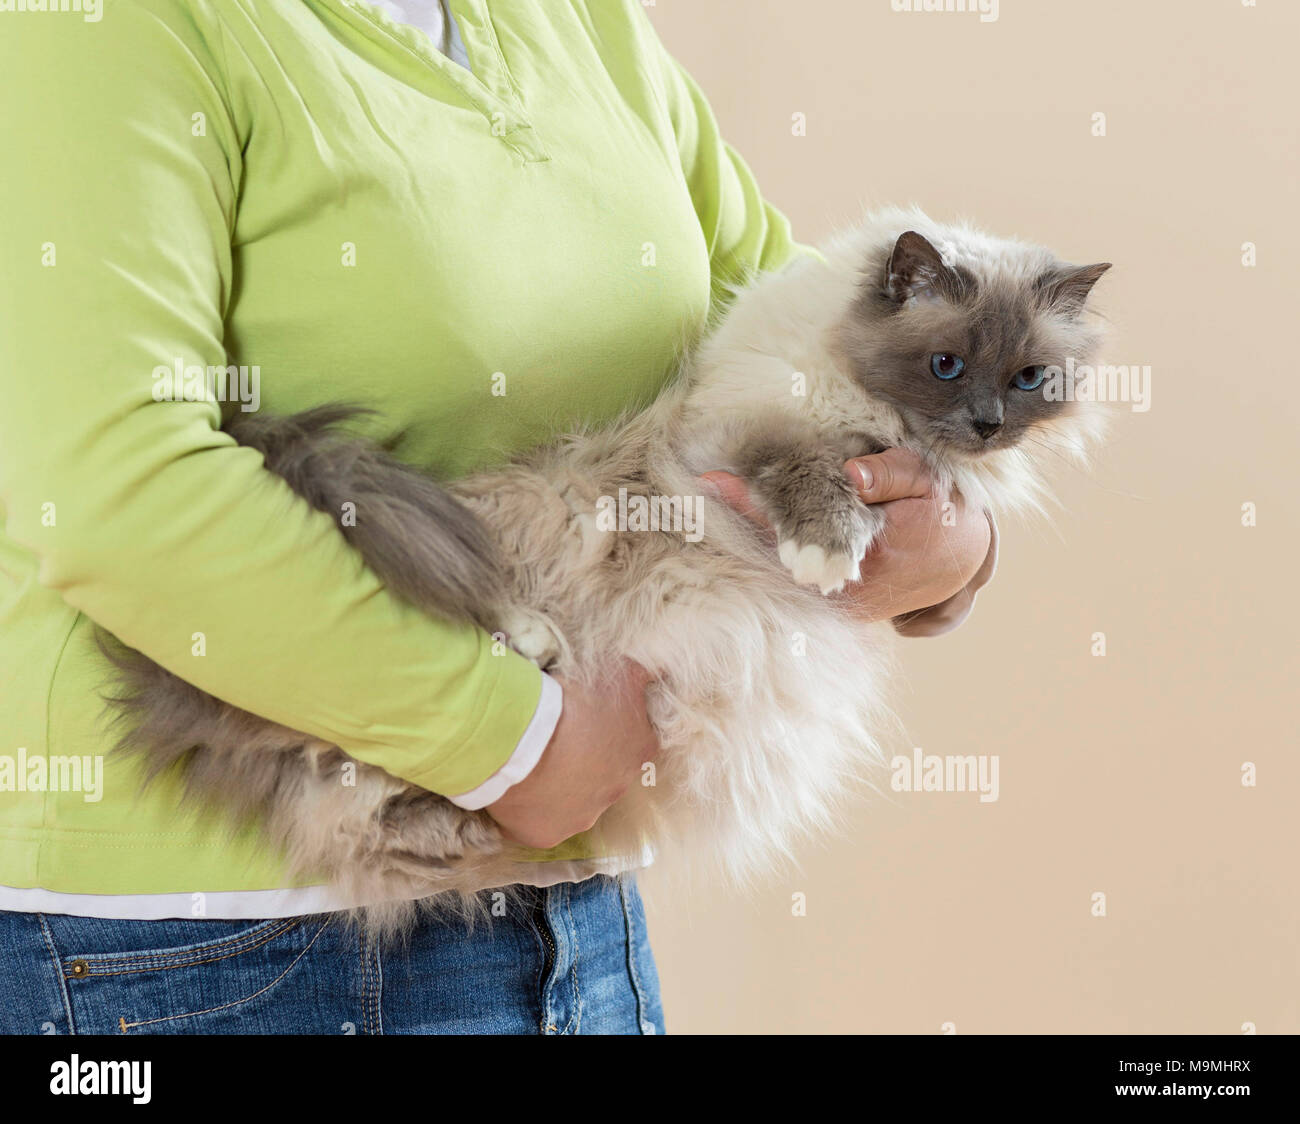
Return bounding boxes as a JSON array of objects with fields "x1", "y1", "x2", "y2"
[
  {"x1": 776, "y1": 506, "x2": 883, "y2": 595},
  {"x1": 777, "y1": 538, "x2": 866, "y2": 596},
  {"x1": 501, "y1": 608, "x2": 563, "y2": 670}
]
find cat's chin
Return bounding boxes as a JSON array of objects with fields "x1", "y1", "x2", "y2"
[
  {"x1": 939, "y1": 441, "x2": 1003, "y2": 462},
  {"x1": 905, "y1": 431, "x2": 1001, "y2": 470}
]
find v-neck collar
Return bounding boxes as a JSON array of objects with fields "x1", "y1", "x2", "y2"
[{"x1": 317, "y1": 0, "x2": 548, "y2": 162}]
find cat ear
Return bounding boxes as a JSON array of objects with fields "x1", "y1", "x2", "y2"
[
  {"x1": 883, "y1": 230, "x2": 962, "y2": 306},
  {"x1": 1037, "y1": 262, "x2": 1111, "y2": 315}
]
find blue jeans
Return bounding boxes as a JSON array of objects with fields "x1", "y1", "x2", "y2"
[{"x1": 0, "y1": 875, "x2": 664, "y2": 1035}]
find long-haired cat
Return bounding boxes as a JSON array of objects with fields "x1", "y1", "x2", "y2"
[{"x1": 103, "y1": 207, "x2": 1110, "y2": 928}]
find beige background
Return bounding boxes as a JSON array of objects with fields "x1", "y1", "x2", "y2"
[{"x1": 642, "y1": 0, "x2": 1299, "y2": 1034}]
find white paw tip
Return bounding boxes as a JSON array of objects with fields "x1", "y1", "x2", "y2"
[
  {"x1": 502, "y1": 612, "x2": 560, "y2": 666},
  {"x1": 780, "y1": 541, "x2": 860, "y2": 596}
]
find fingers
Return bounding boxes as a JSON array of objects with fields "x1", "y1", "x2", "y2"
[
  {"x1": 699, "y1": 470, "x2": 772, "y2": 529},
  {"x1": 704, "y1": 451, "x2": 942, "y2": 525},
  {"x1": 845, "y1": 447, "x2": 936, "y2": 504}
]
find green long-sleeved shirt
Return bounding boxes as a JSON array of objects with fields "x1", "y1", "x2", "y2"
[{"x1": 0, "y1": 0, "x2": 806, "y2": 897}]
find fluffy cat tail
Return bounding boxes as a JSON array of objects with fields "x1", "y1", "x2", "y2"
[{"x1": 224, "y1": 405, "x2": 504, "y2": 631}]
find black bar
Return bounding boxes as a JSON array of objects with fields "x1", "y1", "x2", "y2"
[{"x1": 0, "y1": 1033, "x2": 1287, "y2": 1107}]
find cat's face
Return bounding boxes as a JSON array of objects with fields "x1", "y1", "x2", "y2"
[{"x1": 839, "y1": 229, "x2": 1110, "y2": 461}]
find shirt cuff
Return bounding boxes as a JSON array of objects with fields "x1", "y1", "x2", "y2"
[
  {"x1": 891, "y1": 511, "x2": 1000, "y2": 638},
  {"x1": 445, "y1": 672, "x2": 563, "y2": 810}
]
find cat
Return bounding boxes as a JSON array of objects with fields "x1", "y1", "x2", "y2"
[{"x1": 102, "y1": 206, "x2": 1110, "y2": 929}]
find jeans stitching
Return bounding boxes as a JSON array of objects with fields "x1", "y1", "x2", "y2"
[
  {"x1": 62, "y1": 919, "x2": 299, "y2": 971},
  {"x1": 117, "y1": 919, "x2": 330, "y2": 1032},
  {"x1": 37, "y1": 914, "x2": 76, "y2": 1035},
  {"x1": 532, "y1": 889, "x2": 555, "y2": 1034},
  {"x1": 61, "y1": 919, "x2": 297, "y2": 974},
  {"x1": 361, "y1": 927, "x2": 382, "y2": 1036},
  {"x1": 358, "y1": 927, "x2": 371, "y2": 1036},
  {"x1": 617, "y1": 876, "x2": 649, "y2": 1033},
  {"x1": 563, "y1": 883, "x2": 581, "y2": 1035},
  {"x1": 371, "y1": 933, "x2": 384, "y2": 1036}
]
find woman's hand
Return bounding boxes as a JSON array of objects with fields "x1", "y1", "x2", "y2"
[
  {"x1": 701, "y1": 448, "x2": 991, "y2": 622},
  {"x1": 486, "y1": 662, "x2": 658, "y2": 850}
]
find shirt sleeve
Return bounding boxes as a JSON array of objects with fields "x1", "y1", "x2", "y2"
[
  {"x1": 0, "y1": 1, "x2": 541, "y2": 797},
  {"x1": 445, "y1": 672, "x2": 563, "y2": 810}
]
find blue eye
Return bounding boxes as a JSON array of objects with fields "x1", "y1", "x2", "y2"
[
  {"x1": 1013, "y1": 365, "x2": 1046, "y2": 391},
  {"x1": 931, "y1": 353, "x2": 965, "y2": 380}
]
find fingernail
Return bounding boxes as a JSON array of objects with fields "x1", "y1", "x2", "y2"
[
  {"x1": 699, "y1": 476, "x2": 722, "y2": 498},
  {"x1": 855, "y1": 463, "x2": 873, "y2": 491}
]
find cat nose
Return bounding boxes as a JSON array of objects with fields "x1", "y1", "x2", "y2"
[{"x1": 972, "y1": 417, "x2": 1003, "y2": 440}]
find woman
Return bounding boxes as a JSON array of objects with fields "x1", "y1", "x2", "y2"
[{"x1": 0, "y1": 0, "x2": 992, "y2": 1034}]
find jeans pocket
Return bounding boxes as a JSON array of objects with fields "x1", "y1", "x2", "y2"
[{"x1": 48, "y1": 914, "x2": 335, "y2": 1034}]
